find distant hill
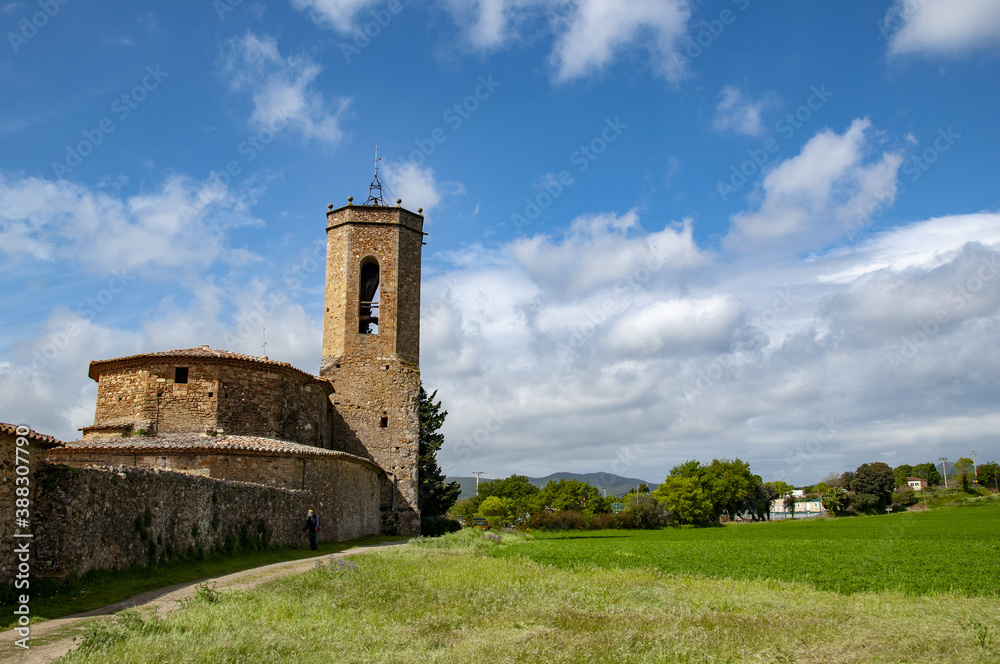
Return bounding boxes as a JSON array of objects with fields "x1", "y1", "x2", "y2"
[{"x1": 449, "y1": 472, "x2": 659, "y2": 501}]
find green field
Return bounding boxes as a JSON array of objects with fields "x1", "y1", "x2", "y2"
[
  {"x1": 493, "y1": 504, "x2": 1000, "y2": 596},
  {"x1": 56, "y1": 507, "x2": 1000, "y2": 663}
]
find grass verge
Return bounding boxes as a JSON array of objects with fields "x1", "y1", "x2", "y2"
[
  {"x1": 57, "y1": 529, "x2": 1000, "y2": 663},
  {"x1": 0, "y1": 534, "x2": 406, "y2": 628}
]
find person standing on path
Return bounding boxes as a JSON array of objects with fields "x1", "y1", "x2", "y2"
[{"x1": 304, "y1": 509, "x2": 320, "y2": 550}]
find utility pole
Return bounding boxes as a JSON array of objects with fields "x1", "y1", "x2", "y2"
[
  {"x1": 472, "y1": 471, "x2": 486, "y2": 495},
  {"x1": 972, "y1": 451, "x2": 978, "y2": 482},
  {"x1": 939, "y1": 457, "x2": 948, "y2": 489}
]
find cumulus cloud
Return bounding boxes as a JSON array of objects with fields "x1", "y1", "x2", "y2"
[
  {"x1": 711, "y1": 86, "x2": 778, "y2": 137},
  {"x1": 220, "y1": 33, "x2": 350, "y2": 145},
  {"x1": 381, "y1": 161, "x2": 465, "y2": 220},
  {"x1": 423, "y1": 207, "x2": 1000, "y2": 484},
  {"x1": 290, "y1": 0, "x2": 691, "y2": 82},
  {"x1": 886, "y1": 0, "x2": 1000, "y2": 58},
  {"x1": 0, "y1": 172, "x2": 262, "y2": 274},
  {"x1": 725, "y1": 118, "x2": 903, "y2": 252},
  {"x1": 548, "y1": 0, "x2": 691, "y2": 82},
  {"x1": 287, "y1": 0, "x2": 386, "y2": 33}
]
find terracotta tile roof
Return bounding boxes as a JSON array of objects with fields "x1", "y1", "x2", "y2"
[
  {"x1": 48, "y1": 433, "x2": 379, "y2": 468},
  {"x1": 0, "y1": 423, "x2": 63, "y2": 448},
  {"x1": 87, "y1": 346, "x2": 330, "y2": 386}
]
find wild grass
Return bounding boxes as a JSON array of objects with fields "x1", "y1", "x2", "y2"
[
  {"x1": 0, "y1": 534, "x2": 404, "y2": 628},
  {"x1": 58, "y1": 525, "x2": 1000, "y2": 663}
]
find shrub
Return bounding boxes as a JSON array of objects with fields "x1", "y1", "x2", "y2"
[
  {"x1": 421, "y1": 516, "x2": 462, "y2": 537},
  {"x1": 527, "y1": 510, "x2": 586, "y2": 530}
]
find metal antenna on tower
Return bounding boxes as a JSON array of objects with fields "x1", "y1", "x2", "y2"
[
  {"x1": 365, "y1": 145, "x2": 387, "y2": 206},
  {"x1": 262, "y1": 327, "x2": 267, "y2": 358}
]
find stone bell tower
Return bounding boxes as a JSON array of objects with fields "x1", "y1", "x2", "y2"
[{"x1": 320, "y1": 173, "x2": 424, "y2": 536}]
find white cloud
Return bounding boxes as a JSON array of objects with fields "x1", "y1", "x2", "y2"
[
  {"x1": 0, "y1": 172, "x2": 262, "y2": 274},
  {"x1": 886, "y1": 0, "x2": 1000, "y2": 58},
  {"x1": 725, "y1": 118, "x2": 904, "y2": 252},
  {"x1": 549, "y1": 0, "x2": 691, "y2": 82},
  {"x1": 442, "y1": 0, "x2": 532, "y2": 51},
  {"x1": 221, "y1": 33, "x2": 350, "y2": 145},
  {"x1": 711, "y1": 86, "x2": 777, "y2": 137},
  {"x1": 420, "y1": 199, "x2": 1000, "y2": 483},
  {"x1": 288, "y1": 0, "x2": 385, "y2": 33},
  {"x1": 509, "y1": 210, "x2": 705, "y2": 297},
  {"x1": 381, "y1": 161, "x2": 465, "y2": 220},
  {"x1": 289, "y1": 0, "x2": 691, "y2": 83}
]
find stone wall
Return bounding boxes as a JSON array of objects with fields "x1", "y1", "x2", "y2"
[
  {"x1": 88, "y1": 359, "x2": 333, "y2": 448},
  {"x1": 0, "y1": 425, "x2": 60, "y2": 584},
  {"x1": 25, "y1": 456, "x2": 380, "y2": 580},
  {"x1": 45, "y1": 439, "x2": 383, "y2": 548}
]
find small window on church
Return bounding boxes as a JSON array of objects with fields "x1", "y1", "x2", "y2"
[
  {"x1": 175, "y1": 367, "x2": 189, "y2": 384},
  {"x1": 359, "y1": 258, "x2": 380, "y2": 334},
  {"x1": 380, "y1": 413, "x2": 388, "y2": 428}
]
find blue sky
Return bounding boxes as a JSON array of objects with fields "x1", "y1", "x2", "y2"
[{"x1": 2, "y1": 0, "x2": 1000, "y2": 485}]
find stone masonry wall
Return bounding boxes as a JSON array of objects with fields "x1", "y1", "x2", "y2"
[
  {"x1": 327, "y1": 357, "x2": 421, "y2": 535},
  {"x1": 1, "y1": 428, "x2": 58, "y2": 585},
  {"x1": 320, "y1": 204, "x2": 423, "y2": 535},
  {"x1": 90, "y1": 363, "x2": 332, "y2": 448},
  {"x1": 25, "y1": 456, "x2": 379, "y2": 580}
]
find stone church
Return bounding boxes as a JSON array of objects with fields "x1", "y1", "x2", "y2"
[{"x1": 2, "y1": 191, "x2": 427, "y2": 581}]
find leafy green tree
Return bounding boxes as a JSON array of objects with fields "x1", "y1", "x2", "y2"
[
  {"x1": 977, "y1": 461, "x2": 1000, "y2": 491},
  {"x1": 912, "y1": 462, "x2": 942, "y2": 487},
  {"x1": 953, "y1": 457, "x2": 975, "y2": 492},
  {"x1": 849, "y1": 462, "x2": 895, "y2": 513},
  {"x1": 652, "y1": 476, "x2": 712, "y2": 525},
  {"x1": 451, "y1": 497, "x2": 481, "y2": 523},
  {"x1": 752, "y1": 482, "x2": 778, "y2": 521},
  {"x1": 893, "y1": 464, "x2": 914, "y2": 489},
  {"x1": 478, "y1": 474, "x2": 539, "y2": 521},
  {"x1": 665, "y1": 458, "x2": 760, "y2": 520},
  {"x1": 530, "y1": 479, "x2": 609, "y2": 515},
  {"x1": 703, "y1": 458, "x2": 760, "y2": 520},
  {"x1": 477, "y1": 496, "x2": 516, "y2": 526},
  {"x1": 783, "y1": 494, "x2": 796, "y2": 518},
  {"x1": 820, "y1": 486, "x2": 848, "y2": 515},
  {"x1": 766, "y1": 480, "x2": 794, "y2": 497},
  {"x1": 417, "y1": 387, "x2": 460, "y2": 521}
]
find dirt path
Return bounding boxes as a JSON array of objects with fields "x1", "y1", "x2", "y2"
[{"x1": 0, "y1": 540, "x2": 408, "y2": 664}]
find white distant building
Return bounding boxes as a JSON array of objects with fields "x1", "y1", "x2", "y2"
[{"x1": 906, "y1": 477, "x2": 928, "y2": 491}]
